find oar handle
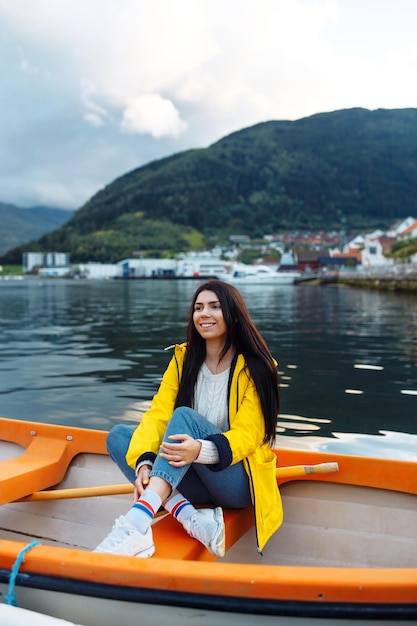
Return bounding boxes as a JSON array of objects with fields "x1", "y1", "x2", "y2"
[
  {"x1": 17, "y1": 462, "x2": 339, "y2": 502},
  {"x1": 276, "y1": 462, "x2": 339, "y2": 478},
  {"x1": 17, "y1": 483, "x2": 134, "y2": 502}
]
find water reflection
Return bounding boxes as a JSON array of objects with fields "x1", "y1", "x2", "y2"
[
  {"x1": 277, "y1": 430, "x2": 417, "y2": 461},
  {"x1": 1, "y1": 279, "x2": 417, "y2": 459}
]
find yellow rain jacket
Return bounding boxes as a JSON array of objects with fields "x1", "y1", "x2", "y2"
[{"x1": 126, "y1": 343, "x2": 283, "y2": 553}]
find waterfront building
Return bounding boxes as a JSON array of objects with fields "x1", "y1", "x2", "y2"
[
  {"x1": 118, "y1": 252, "x2": 226, "y2": 279},
  {"x1": 23, "y1": 252, "x2": 70, "y2": 274}
]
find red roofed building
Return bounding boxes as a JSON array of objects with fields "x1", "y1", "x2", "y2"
[{"x1": 398, "y1": 220, "x2": 417, "y2": 240}]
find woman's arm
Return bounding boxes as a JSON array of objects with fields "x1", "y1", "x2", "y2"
[{"x1": 125, "y1": 351, "x2": 182, "y2": 469}]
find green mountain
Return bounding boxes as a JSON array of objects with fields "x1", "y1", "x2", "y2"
[
  {"x1": 2, "y1": 107, "x2": 417, "y2": 264},
  {"x1": 0, "y1": 203, "x2": 74, "y2": 257}
]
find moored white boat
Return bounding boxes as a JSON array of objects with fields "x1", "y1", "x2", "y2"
[
  {"x1": 0, "y1": 416, "x2": 416, "y2": 625},
  {"x1": 220, "y1": 264, "x2": 301, "y2": 284}
]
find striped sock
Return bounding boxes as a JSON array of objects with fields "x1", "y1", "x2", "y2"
[
  {"x1": 164, "y1": 492, "x2": 196, "y2": 525},
  {"x1": 125, "y1": 489, "x2": 162, "y2": 534}
]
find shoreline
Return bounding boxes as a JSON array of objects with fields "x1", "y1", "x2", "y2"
[{"x1": 338, "y1": 276, "x2": 417, "y2": 293}]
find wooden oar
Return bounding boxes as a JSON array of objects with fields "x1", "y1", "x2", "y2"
[
  {"x1": 17, "y1": 462, "x2": 339, "y2": 502},
  {"x1": 17, "y1": 483, "x2": 134, "y2": 501},
  {"x1": 276, "y1": 461, "x2": 339, "y2": 478}
]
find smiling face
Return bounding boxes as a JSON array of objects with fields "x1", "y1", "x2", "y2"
[{"x1": 193, "y1": 289, "x2": 228, "y2": 344}]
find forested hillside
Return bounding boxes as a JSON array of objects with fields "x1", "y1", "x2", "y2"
[{"x1": 2, "y1": 107, "x2": 417, "y2": 264}]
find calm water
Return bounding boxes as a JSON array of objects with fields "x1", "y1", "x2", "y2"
[{"x1": 1, "y1": 278, "x2": 417, "y2": 460}]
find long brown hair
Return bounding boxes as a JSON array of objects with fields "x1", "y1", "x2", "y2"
[{"x1": 175, "y1": 280, "x2": 279, "y2": 445}]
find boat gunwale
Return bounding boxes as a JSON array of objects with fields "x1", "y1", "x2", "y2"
[
  {"x1": 1, "y1": 568, "x2": 417, "y2": 620},
  {"x1": 1, "y1": 539, "x2": 416, "y2": 605}
]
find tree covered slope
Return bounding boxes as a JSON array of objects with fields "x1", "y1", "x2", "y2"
[{"x1": 2, "y1": 108, "x2": 417, "y2": 263}]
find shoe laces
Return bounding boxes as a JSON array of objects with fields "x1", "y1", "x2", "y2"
[
  {"x1": 186, "y1": 512, "x2": 212, "y2": 544},
  {"x1": 100, "y1": 517, "x2": 134, "y2": 550}
]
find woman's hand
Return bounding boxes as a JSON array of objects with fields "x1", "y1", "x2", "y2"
[
  {"x1": 134, "y1": 464, "x2": 152, "y2": 501},
  {"x1": 159, "y1": 434, "x2": 202, "y2": 467}
]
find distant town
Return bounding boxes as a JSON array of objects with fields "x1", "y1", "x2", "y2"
[{"x1": 3, "y1": 217, "x2": 417, "y2": 283}]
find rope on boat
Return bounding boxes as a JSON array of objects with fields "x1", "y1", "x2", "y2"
[{"x1": 5, "y1": 541, "x2": 41, "y2": 606}]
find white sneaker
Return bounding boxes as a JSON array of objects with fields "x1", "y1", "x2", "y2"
[
  {"x1": 183, "y1": 507, "x2": 225, "y2": 557},
  {"x1": 94, "y1": 515, "x2": 155, "y2": 558}
]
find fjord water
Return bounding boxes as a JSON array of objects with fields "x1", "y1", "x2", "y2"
[{"x1": 1, "y1": 278, "x2": 416, "y2": 460}]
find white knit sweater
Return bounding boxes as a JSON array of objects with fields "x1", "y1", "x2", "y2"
[{"x1": 194, "y1": 363, "x2": 229, "y2": 464}]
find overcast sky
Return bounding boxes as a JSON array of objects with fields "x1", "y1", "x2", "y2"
[{"x1": 1, "y1": 0, "x2": 417, "y2": 210}]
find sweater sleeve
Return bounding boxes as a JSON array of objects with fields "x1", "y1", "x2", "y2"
[{"x1": 195, "y1": 439, "x2": 220, "y2": 464}]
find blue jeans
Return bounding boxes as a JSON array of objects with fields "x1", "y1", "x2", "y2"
[{"x1": 107, "y1": 407, "x2": 252, "y2": 508}]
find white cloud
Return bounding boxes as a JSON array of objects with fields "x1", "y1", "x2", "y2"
[
  {"x1": 83, "y1": 112, "x2": 105, "y2": 128},
  {"x1": 0, "y1": 0, "x2": 341, "y2": 138},
  {"x1": 0, "y1": 0, "x2": 218, "y2": 133},
  {"x1": 120, "y1": 95, "x2": 187, "y2": 138},
  {"x1": 81, "y1": 80, "x2": 109, "y2": 128},
  {"x1": 1, "y1": 0, "x2": 417, "y2": 127}
]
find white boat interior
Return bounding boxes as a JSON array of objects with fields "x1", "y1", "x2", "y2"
[{"x1": 0, "y1": 446, "x2": 415, "y2": 569}]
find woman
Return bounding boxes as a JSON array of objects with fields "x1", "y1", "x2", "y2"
[{"x1": 95, "y1": 279, "x2": 283, "y2": 558}]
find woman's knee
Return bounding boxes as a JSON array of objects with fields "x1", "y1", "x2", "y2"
[
  {"x1": 171, "y1": 406, "x2": 205, "y2": 426},
  {"x1": 106, "y1": 423, "x2": 134, "y2": 457},
  {"x1": 172, "y1": 406, "x2": 194, "y2": 417},
  {"x1": 168, "y1": 407, "x2": 220, "y2": 439}
]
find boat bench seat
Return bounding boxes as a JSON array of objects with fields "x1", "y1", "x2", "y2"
[
  {"x1": 0, "y1": 438, "x2": 71, "y2": 506},
  {"x1": 152, "y1": 505, "x2": 254, "y2": 562}
]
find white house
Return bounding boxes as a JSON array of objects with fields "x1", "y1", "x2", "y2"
[
  {"x1": 360, "y1": 236, "x2": 396, "y2": 269},
  {"x1": 386, "y1": 217, "x2": 416, "y2": 237},
  {"x1": 343, "y1": 219, "x2": 417, "y2": 270},
  {"x1": 343, "y1": 234, "x2": 365, "y2": 253},
  {"x1": 397, "y1": 219, "x2": 417, "y2": 241}
]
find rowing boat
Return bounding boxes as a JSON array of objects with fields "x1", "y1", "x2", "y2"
[{"x1": 0, "y1": 416, "x2": 416, "y2": 625}]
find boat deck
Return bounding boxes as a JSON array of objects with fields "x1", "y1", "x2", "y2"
[
  {"x1": 1, "y1": 448, "x2": 416, "y2": 568},
  {"x1": 224, "y1": 481, "x2": 417, "y2": 567}
]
